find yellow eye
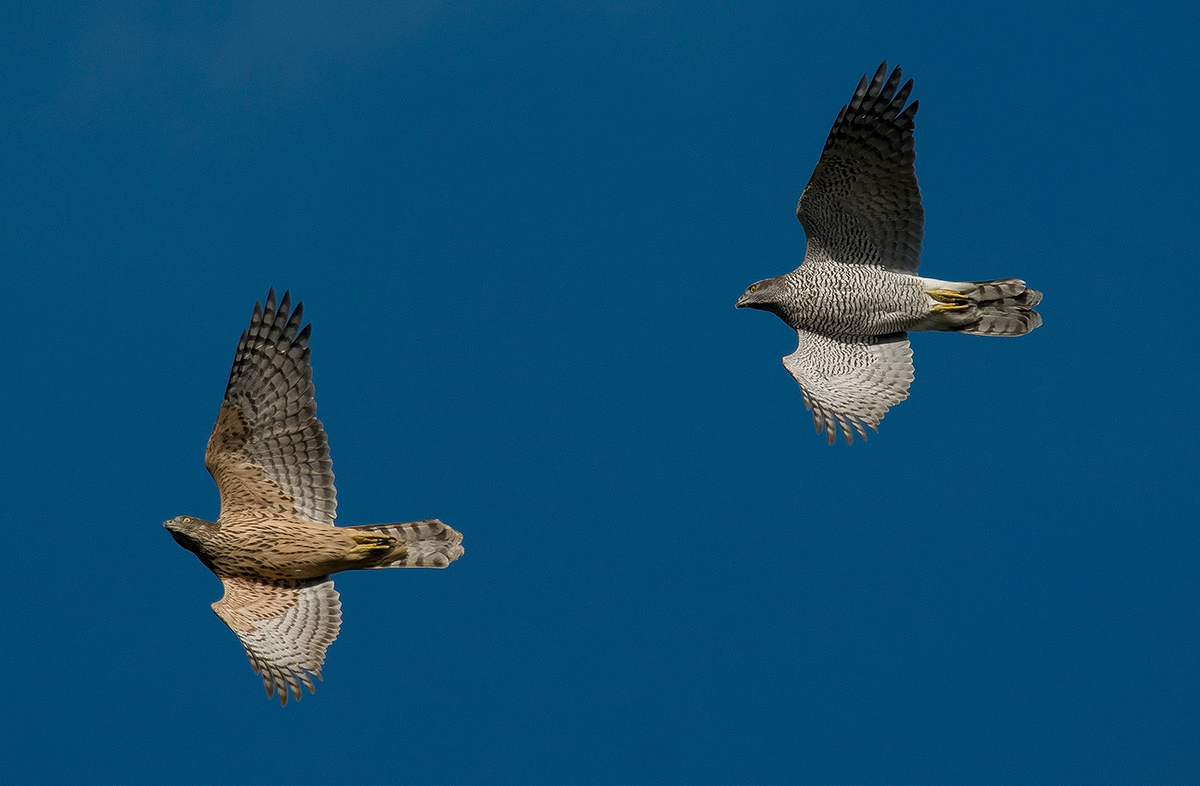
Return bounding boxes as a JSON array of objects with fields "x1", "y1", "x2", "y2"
[
  {"x1": 749, "y1": 284, "x2": 757, "y2": 292},
  {"x1": 183, "y1": 517, "x2": 192, "y2": 523}
]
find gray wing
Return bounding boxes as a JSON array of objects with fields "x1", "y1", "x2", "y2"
[
  {"x1": 796, "y1": 62, "x2": 924, "y2": 274},
  {"x1": 783, "y1": 330, "x2": 914, "y2": 445},
  {"x1": 205, "y1": 288, "x2": 337, "y2": 525},
  {"x1": 212, "y1": 576, "x2": 342, "y2": 706}
]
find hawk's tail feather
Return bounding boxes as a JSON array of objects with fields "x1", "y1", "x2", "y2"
[
  {"x1": 918, "y1": 277, "x2": 1043, "y2": 337},
  {"x1": 960, "y1": 278, "x2": 1040, "y2": 305},
  {"x1": 955, "y1": 278, "x2": 1043, "y2": 336},
  {"x1": 956, "y1": 305, "x2": 1043, "y2": 336},
  {"x1": 349, "y1": 519, "x2": 464, "y2": 568}
]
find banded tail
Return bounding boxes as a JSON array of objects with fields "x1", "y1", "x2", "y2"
[
  {"x1": 349, "y1": 519, "x2": 464, "y2": 568},
  {"x1": 920, "y1": 277, "x2": 1043, "y2": 336}
]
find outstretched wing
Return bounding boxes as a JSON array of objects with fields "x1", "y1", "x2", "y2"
[
  {"x1": 796, "y1": 62, "x2": 924, "y2": 274},
  {"x1": 212, "y1": 576, "x2": 342, "y2": 705},
  {"x1": 205, "y1": 288, "x2": 337, "y2": 525},
  {"x1": 783, "y1": 330, "x2": 914, "y2": 445}
]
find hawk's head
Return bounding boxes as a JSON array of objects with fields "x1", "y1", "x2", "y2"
[
  {"x1": 735, "y1": 276, "x2": 787, "y2": 314},
  {"x1": 163, "y1": 515, "x2": 218, "y2": 555}
]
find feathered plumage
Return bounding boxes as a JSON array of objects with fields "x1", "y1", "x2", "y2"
[
  {"x1": 737, "y1": 63, "x2": 1042, "y2": 444},
  {"x1": 166, "y1": 289, "x2": 463, "y2": 704}
]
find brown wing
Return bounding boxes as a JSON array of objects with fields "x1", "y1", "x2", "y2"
[
  {"x1": 205, "y1": 289, "x2": 337, "y2": 525},
  {"x1": 796, "y1": 62, "x2": 924, "y2": 274},
  {"x1": 212, "y1": 575, "x2": 342, "y2": 705},
  {"x1": 783, "y1": 330, "x2": 914, "y2": 445}
]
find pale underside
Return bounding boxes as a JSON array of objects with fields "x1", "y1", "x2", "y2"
[
  {"x1": 783, "y1": 331, "x2": 913, "y2": 445},
  {"x1": 211, "y1": 575, "x2": 341, "y2": 703}
]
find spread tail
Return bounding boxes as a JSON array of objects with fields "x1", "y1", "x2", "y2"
[
  {"x1": 349, "y1": 519, "x2": 464, "y2": 568},
  {"x1": 919, "y1": 277, "x2": 1042, "y2": 336}
]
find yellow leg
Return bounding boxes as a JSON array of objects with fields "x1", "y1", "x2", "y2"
[
  {"x1": 926, "y1": 288, "x2": 970, "y2": 314},
  {"x1": 349, "y1": 532, "x2": 395, "y2": 555},
  {"x1": 926, "y1": 288, "x2": 969, "y2": 304},
  {"x1": 931, "y1": 302, "x2": 970, "y2": 313}
]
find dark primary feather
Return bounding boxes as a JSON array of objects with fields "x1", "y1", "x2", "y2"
[
  {"x1": 796, "y1": 61, "x2": 924, "y2": 274},
  {"x1": 206, "y1": 288, "x2": 338, "y2": 525}
]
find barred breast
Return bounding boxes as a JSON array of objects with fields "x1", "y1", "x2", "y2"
[{"x1": 780, "y1": 262, "x2": 928, "y2": 336}]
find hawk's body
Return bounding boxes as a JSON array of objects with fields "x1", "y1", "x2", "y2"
[
  {"x1": 737, "y1": 63, "x2": 1042, "y2": 444},
  {"x1": 165, "y1": 289, "x2": 463, "y2": 705},
  {"x1": 772, "y1": 260, "x2": 929, "y2": 336}
]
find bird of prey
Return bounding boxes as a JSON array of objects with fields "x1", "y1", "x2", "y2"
[
  {"x1": 165, "y1": 289, "x2": 463, "y2": 705},
  {"x1": 736, "y1": 62, "x2": 1042, "y2": 444}
]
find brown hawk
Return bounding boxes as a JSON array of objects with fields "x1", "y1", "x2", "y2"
[{"x1": 165, "y1": 289, "x2": 463, "y2": 705}]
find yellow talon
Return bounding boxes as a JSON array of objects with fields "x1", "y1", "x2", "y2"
[
  {"x1": 931, "y1": 302, "x2": 970, "y2": 313},
  {"x1": 926, "y1": 288, "x2": 969, "y2": 304},
  {"x1": 349, "y1": 533, "x2": 395, "y2": 555}
]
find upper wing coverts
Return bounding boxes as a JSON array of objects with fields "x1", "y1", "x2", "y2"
[
  {"x1": 205, "y1": 289, "x2": 337, "y2": 525},
  {"x1": 796, "y1": 62, "x2": 923, "y2": 273}
]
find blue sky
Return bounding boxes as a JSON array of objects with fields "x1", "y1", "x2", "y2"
[{"x1": 2, "y1": 1, "x2": 1198, "y2": 784}]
